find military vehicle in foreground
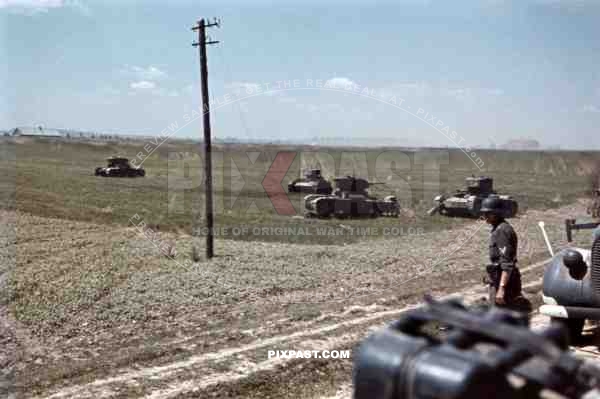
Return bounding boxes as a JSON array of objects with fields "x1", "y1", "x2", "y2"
[
  {"x1": 95, "y1": 157, "x2": 145, "y2": 177},
  {"x1": 539, "y1": 189, "x2": 600, "y2": 343},
  {"x1": 539, "y1": 218, "x2": 600, "y2": 343},
  {"x1": 354, "y1": 297, "x2": 600, "y2": 399},
  {"x1": 287, "y1": 169, "x2": 332, "y2": 194},
  {"x1": 427, "y1": 176, "x2": 518, "y2": 218},
  {"x1": 303, "y1": 176, "x2": 399, "y2": 218}
]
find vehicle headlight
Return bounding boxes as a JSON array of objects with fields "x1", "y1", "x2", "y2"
[{"x1": 563, "y1": 249, "x2": 588, "y2": 280}]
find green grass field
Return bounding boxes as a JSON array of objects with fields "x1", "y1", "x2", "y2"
[{"x1": 1, "y1": 137, "x2": 598, "y2": 244}]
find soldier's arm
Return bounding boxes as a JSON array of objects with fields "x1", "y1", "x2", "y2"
[{"x1": 495, "y1": 226, "x2": 517, "y2": 272}]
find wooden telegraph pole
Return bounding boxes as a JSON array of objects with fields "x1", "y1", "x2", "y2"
[{"x1": 192, "y1": 18, "x2": 220, "y2": 259}]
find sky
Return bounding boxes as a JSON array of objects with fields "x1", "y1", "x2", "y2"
[{"x1": 2, "y1": 0, "x2": 600, "y2": 149}]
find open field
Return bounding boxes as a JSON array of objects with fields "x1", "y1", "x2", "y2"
[
  {"x1": 1, "y1": 137, "x2": 599, "y2": 244},
  {"x1": 2, "y1": 138, "x2": 600, "y2": 398}
]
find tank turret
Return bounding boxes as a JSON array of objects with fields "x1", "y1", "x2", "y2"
[{"x1": 287, "y1": 168, "x2": 332, "y2": 194}]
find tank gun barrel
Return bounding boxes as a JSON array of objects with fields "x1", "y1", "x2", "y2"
[{"x1": 427, "y1": 204, "x2": 441, "y2": 216}]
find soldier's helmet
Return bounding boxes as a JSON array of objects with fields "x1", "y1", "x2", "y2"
[{"x1": 480, "y1": 196, "x2": 504, "y2": 216}]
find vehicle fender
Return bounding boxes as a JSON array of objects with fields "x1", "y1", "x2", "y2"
[{"x1": 542, "y1": 248, "x2": 596, "y2": 307}]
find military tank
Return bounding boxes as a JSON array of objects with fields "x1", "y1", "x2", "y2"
[
  {"x1": 95, "y1": 156, "x2": 145, "y2": 177},
  {"x1": 287, "y1": 169, "x2": 333, "y2": 195},
  {"x1": 427, "y1": 176, "x2": 518, "y2": 218},
  {"x1": 303, "y1": 176, "x2": 399, "y2": 218}
]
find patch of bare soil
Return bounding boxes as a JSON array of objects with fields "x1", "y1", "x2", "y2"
[
  {"x1": 0, "y1": 307, "x2": 18, "y2": 399},
  {"x1": 6, "y1": 200, "x2": 596, "y2": 398}
]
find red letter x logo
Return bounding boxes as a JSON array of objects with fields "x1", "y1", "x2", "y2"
[{"x1": 262, "y1": 152, "x2": 297, "y2": 215}]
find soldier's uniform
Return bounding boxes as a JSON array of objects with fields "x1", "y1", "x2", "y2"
[
  {"x1": 487, "y1": 219, "x2": 523, "y2": 306},
  {"x1": 481, "y1": 196, "x2": 530, "y2": 312},
  {"x1": 588, "y1": 189, "x2": 600, "y2": 241},
  {"x1": 587, "y1": 197, "x2": 600, "y2": 218}
]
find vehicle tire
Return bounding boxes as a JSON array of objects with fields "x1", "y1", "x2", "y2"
[
  {"x1": 95, "y1": 167, "x2": 102, "y2": 176},
  {"x1": 334, "y1": 209, "x2": 348, "y2": 219},
  {"x1": 139, "y1": 169, "x2": 145, "y2": 177},
  {"x1": 318, "y1": 199, "x2": 334, "y2": 218},
  {"x1": 551, "y1": 317, "x2": 584, "y2": 344}
]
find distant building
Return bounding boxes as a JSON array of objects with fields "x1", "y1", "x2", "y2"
[
  {"x1": 500, "y1": 138, "x2": 540, "y2": 150},
  {"x1": 11, "y1": 126, "x2": 63, "y2": 138}
]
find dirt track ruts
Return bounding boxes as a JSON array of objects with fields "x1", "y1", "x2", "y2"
[{"x1": 37, "y1": 265, "x2": 549, "y2": 399}]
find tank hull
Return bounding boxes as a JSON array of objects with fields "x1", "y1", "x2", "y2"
[
  {"x1": 304, "y1": 195, "x2": 399, "y2": 218},
  {"x1": 95, "y1": 166, "x2": 145, "y2": 177},
  {"x1": 432, "y1": 195, "x2": 518, "y2": 218}
]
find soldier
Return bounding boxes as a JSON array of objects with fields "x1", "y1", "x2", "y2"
[
  {"x1": 481, "y1": 197, "x2": 531, "y2": 312},
  {"x1": 587, "y1": 188, "x2": 600, "y2": 218},
  {"x1": 588, "y1": 189, "x2": 600, "y2": 241}
]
